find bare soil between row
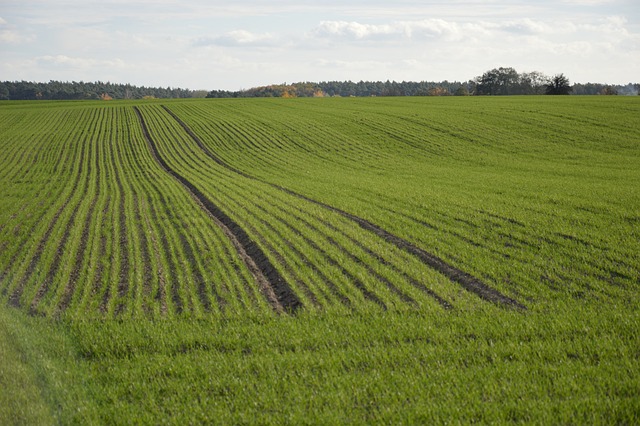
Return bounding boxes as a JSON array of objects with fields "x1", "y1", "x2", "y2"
[
  {"x1": 134, "y1": 107, "x2": 301, "y2": 313},
  {"x1": 162, "y1": 105, "x2": 525, "y2": 310}
]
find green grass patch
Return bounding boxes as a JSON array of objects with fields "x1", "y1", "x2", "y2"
[
  {"x1": 1, "y1": 96, "x2": 639, "y2": 422},
  {"x1": 1, "y1": 302, "x2": 638, "y2": 424}
]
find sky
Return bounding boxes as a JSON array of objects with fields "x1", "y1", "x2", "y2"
[{"x1": 1, "y1": 0, "x2": 638, "y2": 90}]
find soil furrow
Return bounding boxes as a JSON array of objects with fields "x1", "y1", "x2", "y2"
[
  {"x1": 111, "y1": 135, "x2": 129, "y2": 316},
  {"x1": 59, "y1": 138, "x2": 102, "y2": 315},
  {"x1": 30, "y1": 181, "x2": 86, "y2": 314},
  {"x1": 275, "y1": 203, "x2": 416, "y2": 307},
  {"x1": 326, "y1": 207, "x2": 526, "y2": 309},
  {"x1": 311, "y1": 216, "x2": 452, "y2": 309},
  {"x1": 139, "y1": 196, "x2": 169, "y2": 315},
  {"x1": 31, "y1": 137, "x2": 93, "y2": 315},
  {"x1": 58, "y1": 192, "x2": 97, "y2": 314},
  {"x1": 176, "y1": 231, "x2": 215, "y2": 312},
  {"x1": 248, "y1": 217, "x2": 323, "y2": 308},
  {"x1": 8, "y1": 141, "x2": 86, "y2": 309},
  {"x1": 135, "y1": 106, "x2": 300, "y2": 313},
  {"x1": 246, "y1": 199, "x2": 371, "y2": 308},
  {"x1": 8, "y1": 202, "x2": 66, "y2": 308},
  {"x1": 133, "y1": 193, "x2": 154, "y2": 316},
  {"x1": 94, "y1": 196, "x2": 110, "y2": 315},
  {"x1": 146, "y1": 193, "x2": 182, "y2": 314},
  {"x1": 163, "y1": 106, "x2": 524, "y2": 310},
  {"x1": 260, "y1": 210, "x2": 386, "y2": 308}
]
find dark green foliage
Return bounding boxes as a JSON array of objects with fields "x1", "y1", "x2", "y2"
[
  {"x1": 0, "y1": 80, "x2": 204, "y2": 100},
  {"x1": 206, "y1": 80, "x2": 472, "y2": 98},
  {"x1": 545, "y1": 74, "x2": 573, "y2": 95}
]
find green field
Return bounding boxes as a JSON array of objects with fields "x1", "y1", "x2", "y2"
[{"x1": 0, "y1": 96, "x2": 638, "y2": 423}]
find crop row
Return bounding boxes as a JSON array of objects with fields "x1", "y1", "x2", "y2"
[
  {"x1": 3, "y1": 97, "x2": 637, "y2": 317},
  {"x1": 0, "y1": 105, "x2": 270, "y2": 317},
  {"x1": 167, "y1": 97, "x2": 640, "y2": 307},
  {"x1": 2, "y1": 101, "x2": 497, "y2": 317},
  {"x1": 134, "y1": 104, "x2": 486, "y2": 313}
]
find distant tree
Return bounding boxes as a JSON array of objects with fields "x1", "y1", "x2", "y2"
[
  {"x1": 520, "y1": 71, "x2": 550, "y2": 95},
  {"x1": 545, "y1": 74, "x2": 572, "y2": 95},
  {"x1": 428, "y1": 86, "x2": 450, "y2": 96},
  {"x1": 454, "y1": 86, "x2": 470, "y2": 96},
  {"x1": 474, "y1": 67, "x2": 521, "y2": 95},
  {"x1": 599, "y1": 86, "x2": 618, "y2": 95},
  {"x1": 571, "y1": 83, "x2": 600, "y2": 95}
]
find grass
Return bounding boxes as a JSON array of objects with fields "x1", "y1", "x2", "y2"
[
  {"x1": 0, "y1": 96, "x2": 639, "y2": 423},
  {"x1": 1, "y1": 301, "x2": 638, "y2": 424}
]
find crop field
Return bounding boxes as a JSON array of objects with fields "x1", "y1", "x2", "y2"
[{"x1": 0, "y1": 96, "x2": 639, "y2": 423}]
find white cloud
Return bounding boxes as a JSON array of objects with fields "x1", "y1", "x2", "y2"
[
  {"x1": 313, "y1": 21, "x2": 397, "y2": 40},
  {"x1": 311, "y1": 16, "x2": 639, "y2": 46},
  {"x1": 195, "y1": 30, "x2": 278, "y2": 47},
  {"x1": 36, "y1": 55, "x2": 126, "y2": 70},
  {"x1": 1, "y1": 1, "x2": 638, "y2": 88},
  {"x1": 313, "y1": 58, "x2": 393, "y2": 70},
  {"x1": 312, "y1": 19, "x2": 470, "y2": 42},
  {"x1": 561, "y1": 0, "x2": 615, "y2": 4},
  {"x1": 0, "y1": 17, "x2": 35, "y2": 44},
  {"x1": 496, "y1": 19, "x2": 551, "y2": 34},
  {"x1": 0, "y1": 29, "x2": 20, "y2": 43},
  {"x1": 311, "y1": 18, "x2": 559, "y2": 44}
]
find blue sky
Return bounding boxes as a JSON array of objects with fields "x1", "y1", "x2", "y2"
[{"x1": 1, "y1": 0, "x2": 638, "y2": 90}]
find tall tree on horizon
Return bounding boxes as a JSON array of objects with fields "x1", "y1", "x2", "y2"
[{"x1": 545, "y1": 74, "x2": 572, "y2": 95}]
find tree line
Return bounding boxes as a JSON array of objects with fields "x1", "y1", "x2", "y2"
[
  {"x1": 1, "y1": 68, "x2": 637, "y2": 100},
  {"x1": 208, "y1": 69, "x2": 638, "y2": 98},
  {"x1": 0, "y1": 80, "x2": 209, "y2": 101}
]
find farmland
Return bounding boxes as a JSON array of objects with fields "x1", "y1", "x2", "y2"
[{"x1": 0, "y1": 96, "x2": 639, "y2": 423}]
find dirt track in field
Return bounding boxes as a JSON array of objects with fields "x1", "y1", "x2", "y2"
[
  {"x1": 162, "y1": 105, "x2": 525, "y2": 310},
  {"x1": 135, "y1": 107, "x2": 301, "y2": 313}
]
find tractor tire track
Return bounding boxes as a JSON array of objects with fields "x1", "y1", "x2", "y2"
[
  {"x1": 135, "y1": 107, "x2": 300, "y2": 313},
  {"x1": 244, "y1": 197, "x2": 380, "y2": 308},
  {"x1": 304, "y1": 212, "x2": 452, "y2": 309},
  {"x1": 244, "y1": 217, "x2": 323, "y2": 309},
  {"x1": 162, "y1": 105, "x2": 525, "y2": 310}
]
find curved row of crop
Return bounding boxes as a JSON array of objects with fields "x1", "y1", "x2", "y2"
[
  {"x1": 4, "y1": 97, "x2": 635, "y2": 317},
  {"x1": 99, "y1": 106, "x2": 270, "y2": 318},
  {"x1": 2, "y1": 108, "x2": 93, "y2": 313},
  {"x1": 163, "y1": 102, "x2": 522, "y2": 309},
  {"x1": 167, "y1": 98, "x2": 640, "y2": 306},
  {"x1": 1, "y1": 103, "x2": 271, "y2": 318},
  {"x1": 135, "y1": 104, "x2": 483, "y2": 312},
  {"x1": 0, "y1": 107, "x2": 85, "y2": 252},
  {"x1": 134, "y1": 106, "x2": 293, "y2": 313}
]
